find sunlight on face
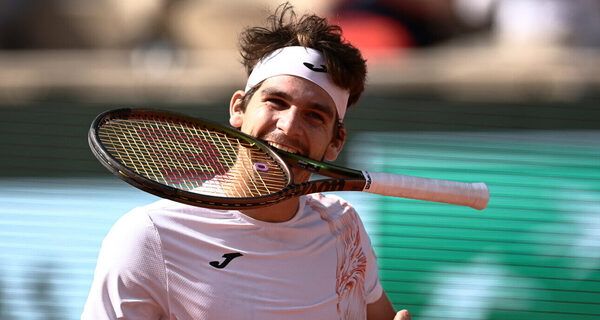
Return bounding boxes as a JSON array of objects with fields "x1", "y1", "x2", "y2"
[{"x1": 232, "y1": 75, "x2": 345, "y2": 182}]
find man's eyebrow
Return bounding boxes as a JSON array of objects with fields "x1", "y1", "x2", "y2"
[
  {"x1": 261, "y1": 87, "x2": 336, "y2": 119},
  {"x1": 261, "y1": 87, "x2": 293, "y2": 101}
]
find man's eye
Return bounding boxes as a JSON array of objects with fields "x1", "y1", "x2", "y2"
[
  {"x1": 265, "y1": 98, "x2": 286, "y2": 108},
  {"x1": 308, "y1": 112, "x2": 326, "y2": 123},
  {"x1": 266, "y1": 98, "x2": 286, "y2": 107}
]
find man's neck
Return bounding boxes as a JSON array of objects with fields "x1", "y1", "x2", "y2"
[{"x1": 240, "y1": 197, "x2": 300, "y2": 223}]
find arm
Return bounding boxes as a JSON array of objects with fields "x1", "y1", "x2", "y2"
[
  {"x1": 367, "y1": 290, "x2": 411, "y2": 320},
  {"x1": 81, "y1": 209, "x2": 168, "y2": 320}
]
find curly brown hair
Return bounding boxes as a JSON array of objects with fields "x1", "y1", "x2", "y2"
[{"x1": 238, "y1": 3, "x2": 367, "y2": 110}]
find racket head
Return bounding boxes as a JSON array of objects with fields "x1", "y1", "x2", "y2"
[{"x1": 88, "y1": 108, "x2": 293, "y2": 209}]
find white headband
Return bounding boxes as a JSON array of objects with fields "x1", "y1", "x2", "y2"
[{"x1": 245, "y1": 46, "x2": 350, "y2": 120}]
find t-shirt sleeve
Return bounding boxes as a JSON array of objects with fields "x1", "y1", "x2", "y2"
[{"x1": 81, "y1": 208, "x2": 169, "y2": 320}]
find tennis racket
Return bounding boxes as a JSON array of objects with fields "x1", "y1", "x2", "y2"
[{"x1": 88, "y1": 108, "x2": 489, "y2": 210}]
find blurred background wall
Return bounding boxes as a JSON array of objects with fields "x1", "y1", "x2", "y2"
[{"x1": 0, "y1": 0, "x2": 599, "y2": 319}]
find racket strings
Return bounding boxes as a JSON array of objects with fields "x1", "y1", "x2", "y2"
[{"x1": 98, "y1": 117, "x2": 288, "y2": 198}]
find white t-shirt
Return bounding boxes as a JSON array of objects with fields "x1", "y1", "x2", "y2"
[{"x1": 82, "y1": 193, "x2": 383, "y2": 320}]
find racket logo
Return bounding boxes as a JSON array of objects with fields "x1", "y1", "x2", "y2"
[
  {"x1": 138, "y1": 127, "x2": 227, "y2": 185},
  {"x1": 296, "y1": 179, "x2": 346, "y2": 195},
  {"x1": 209, "y1": 252, "x2": 243, "y2": 269},
  {"x1": 303, "y1": 62, "x2": 327, "y2": 73}
]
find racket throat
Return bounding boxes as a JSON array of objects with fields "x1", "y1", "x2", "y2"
[
  {"x1": 294, "y1": 159, "x2": 322, "y2": 172},
  {"x1": 276, "y1": 149, "x2": 365, "y2": 179}
]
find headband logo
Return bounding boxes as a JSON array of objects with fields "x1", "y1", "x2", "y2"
[{"x1": 303, "y1": 62, "x2": 327, "y2": 73}]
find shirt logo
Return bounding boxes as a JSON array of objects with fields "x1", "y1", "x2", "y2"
[
  {"x1": 303, "y1": 62, "x2": 327, "y2": 73},
  {"x1": 209, "y1": 252, "x2": 243, "y2": 269}
]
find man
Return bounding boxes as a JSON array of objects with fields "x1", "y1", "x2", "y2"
[{"x1": 82, "y1": 4, "x2": 410, "y2": 320}]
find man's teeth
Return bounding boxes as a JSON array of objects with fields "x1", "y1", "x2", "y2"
[{"x1": 268, "y1": 142, "x2": 299, "y2": 154}]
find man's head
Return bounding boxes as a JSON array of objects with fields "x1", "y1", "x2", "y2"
[
  {"x1": 229, "y1": 3, "x2": 366, "y2": 182},
  {"x1": 237, "y1": 3, "x2": 367, "y2": 119}
]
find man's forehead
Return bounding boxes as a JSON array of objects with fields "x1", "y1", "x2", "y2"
[
  {"x1": 245, "y1": 46, "x2": 349, "y2": 120},
  {"x1": 259, "y1": 76, "x2": 337, "y2": 117}
]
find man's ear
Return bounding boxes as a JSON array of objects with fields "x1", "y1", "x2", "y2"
[
  {"x1": 229, "y1": 90, "x2": 246, "y2": 128},
  {"x1": 324, "y1": 125, "x2": 346, "y2": 161}
]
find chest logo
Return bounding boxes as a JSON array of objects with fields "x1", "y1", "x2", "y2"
[{"x1": 209, "y1": 252, "x2": 243, "y2": 269}]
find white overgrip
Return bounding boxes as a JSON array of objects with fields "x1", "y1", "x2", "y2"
[{"x1": 362, "y1": 171, "x2": 489, "y2": 210}]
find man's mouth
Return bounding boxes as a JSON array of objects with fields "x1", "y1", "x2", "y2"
[{"x1": 266, "y1": 141, "x2": 301, "y2": 155}]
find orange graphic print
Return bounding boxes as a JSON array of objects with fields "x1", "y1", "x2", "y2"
[{"x1": 308, "y1": 195, "x2": 367, "y2": 319}]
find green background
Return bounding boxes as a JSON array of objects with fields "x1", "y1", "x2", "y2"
[{"x1": 0, "y1": 94, "x2": 598, "y2": 319}]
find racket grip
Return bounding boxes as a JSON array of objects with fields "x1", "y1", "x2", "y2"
[{"x1": 362, "y1": 171, "x2": 489, "y2": 210}]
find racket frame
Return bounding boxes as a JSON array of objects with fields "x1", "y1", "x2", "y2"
[
  {"x1": 89, "y1": 108, "x2": 300, "y2": 209},
  {"x1": 89, "y1": 108, "x2": 487, "y2": 210}
]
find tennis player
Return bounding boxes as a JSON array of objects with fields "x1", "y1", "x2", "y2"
[{"x1": 82, "y1": 3, "x2": 411, "y2": 320}]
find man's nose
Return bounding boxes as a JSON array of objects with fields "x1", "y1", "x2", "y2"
[{"x1": 276, "y1": 107, "x2": 302, "y2": 136}]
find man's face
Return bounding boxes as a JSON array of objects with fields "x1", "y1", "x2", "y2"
[{"x1": 229, "y1": 75, "x2": 345, "y2": 183}]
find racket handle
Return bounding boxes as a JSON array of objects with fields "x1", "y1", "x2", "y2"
[{"x1": 362, "y1": 171, "x2": 489, "y2": 210}]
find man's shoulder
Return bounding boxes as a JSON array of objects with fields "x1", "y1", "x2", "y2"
[
  {"x1": 105, "y1": 200, "x2": 220, "y2": 252},
  {"x1": 108, "y1": 202, "x2": 164, "y2": 242},
  {"x1": 130, "y1": 199, "x2": 218, "y2": 218},
  {"x1": 124, "y1": 199, "x2": 241, "y2": 234},
  {"x1": 305, "y1": 192, "x2": 354, "y2": 208},
  {"x1": 303, "y1": 193, "x2": 358, "y2": 220}
]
